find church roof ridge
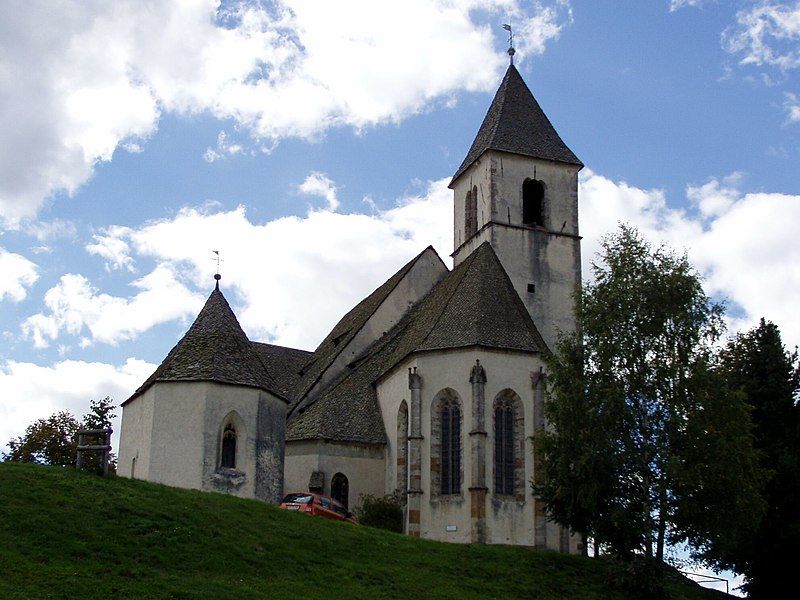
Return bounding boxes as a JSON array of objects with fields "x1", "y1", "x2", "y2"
[
  {"x1": 286, "y1": 242, "x2": 547, "y2": 444},
  {"x1": 289, "y1": 245, "x2": 444, "y2": 413},
  {"x1": 123, "y1": 284, "x2": 286, "y2": 405},
  {"x1": 450, "y1": 64, "x2": 582, "y2": 186}
]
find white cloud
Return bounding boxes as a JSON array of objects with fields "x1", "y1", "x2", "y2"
[
  {"x1": 785, "y1": 91, "x2": 800, "y2": 121},
  {"x1": 22, "y1": 265, "x2": 204, "y2": 348},
  {"x1": 86, "y1": 225, "x2": 136, "y2": 271},
  {"x1": 668, "y1": 0, "x2": 706, "y2": 13},
  {"x1": 580, "y1": 169, "x2": 800, "y2": 350},
  {"x1": 33, "y1": 178, "x2": 451, "y2": 350},
  {"x1": 203, "y1": 130, "x2": 246, "y2": 163},
  {"x1": 0, "y1": 357, "x2": 156, "y2": 456},
  {"x1": 0, "y1": 0, "x2": 570, "y2": 223},
  {"x1": 298, "y1": 172, "x2": 339, "y2": 211},
  {"x1": 0, "y1": 248, "x2": 38, "y2": 302},
  {"x1": 723, "y1": 1, "x2": 800, "y2": 70}
]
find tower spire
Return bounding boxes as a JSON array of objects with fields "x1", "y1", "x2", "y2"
[{"x1": 502, "y1": 24, "x2": 515, "y2": 65}]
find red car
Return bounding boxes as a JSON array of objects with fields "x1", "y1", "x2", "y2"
[{"x1": 279, "y1": 492, "x2": 357, "y2": 523}]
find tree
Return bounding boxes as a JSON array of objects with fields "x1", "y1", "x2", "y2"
[
  {"x1": 3, "y1": 397, "x2": 118, "y2": 472},
  {"x1": 714, "y1": 319, "x2": 800, "y2": 598},
  {"x1": 3, "y1": 411, "x2": 81, "y2": 466},
  {"x1": 536, "y1": 225, "x2": 763, "y2": 564}
]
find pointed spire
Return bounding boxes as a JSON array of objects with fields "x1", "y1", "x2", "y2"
[
  {"x1": 450, "y1": 65, "x2": 582, "y2": 186},
  {"x1": 124, "y1": 284, "x2": 285, "y2": 403}
]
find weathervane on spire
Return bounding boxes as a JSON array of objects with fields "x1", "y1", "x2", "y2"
[
  {"x1": 212, "y1": 250, "x2": 223, "y2": 288},
  {"x1": 503, "y1": 23, "x2": 515, "y2": 65}
]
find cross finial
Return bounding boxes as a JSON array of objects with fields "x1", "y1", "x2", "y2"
[{"x1": 502, "y1": 24, "x2": 515, "y2": 65}]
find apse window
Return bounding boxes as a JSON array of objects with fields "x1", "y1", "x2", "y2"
[
  {"x1": 221, "y1": 423, "x2": 237, "y2": 469},
  {"x1": 522, "y1": 179, "x2": 545, "y2": 227}
]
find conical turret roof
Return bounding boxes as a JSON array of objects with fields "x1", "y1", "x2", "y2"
[
  {"x1": 451, "y1": 64, "x2": 581, "y2": 185},
  {"x1": 124, "y1": 284, "x2": 285, "y2": 404}
]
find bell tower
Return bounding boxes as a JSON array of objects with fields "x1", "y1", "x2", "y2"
[{"x1": 449, "y1": 64, "x2": 583, "y2": 350}]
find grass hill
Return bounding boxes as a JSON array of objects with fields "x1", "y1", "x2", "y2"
[{"x1": 0, "y1": 463, "x2": 726, "y2": 599}]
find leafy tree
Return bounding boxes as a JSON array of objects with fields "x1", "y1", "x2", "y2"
[
  {"x1": 3, "y1": 411, "x2": 81, "y2": 466},
  {"x1": 536, "y1": 225, "x2": 763, "y2": 565},
  {"x1": 714, "y1": 319, "x2": 800, "y2": 598},
  {"x1": 3, "y1": 397, "x2": 118, "y2": 472}
]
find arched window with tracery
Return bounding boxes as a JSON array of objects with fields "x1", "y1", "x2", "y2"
[
  {"x1": 397, "y1": 401, "x2": 409, "y2": 496},
  {"x1": 522, "y1": 178, "x2": 545, "y2": 227},
  {"x1": 331, "y1": 472, "x2": 349, "y2": 509},
  {"x1": 493, "y1": 390, "x2": 525, "y2": 499},
  {"x1": 221, "y1": 423, "x2": 237, "y2": 469},
  {"x1": 431, "y1": 389, "x2": 462, "y2": 497}
]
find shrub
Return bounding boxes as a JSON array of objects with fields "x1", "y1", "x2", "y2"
[{"x1": 356, "y1": 491, "x2": 403, "y2": 533}]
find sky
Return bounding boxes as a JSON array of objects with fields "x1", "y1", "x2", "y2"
[{"x1": 0, "y1": 0, "x2": 798, "y2": 586}]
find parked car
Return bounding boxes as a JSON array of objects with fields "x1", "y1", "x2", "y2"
[{"x1": 279, "y1": 492, "x2": 357, "y2": 523}]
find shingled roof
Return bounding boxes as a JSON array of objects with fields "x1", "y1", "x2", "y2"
[
  {"x1": 251, "y1": 342, "x2": 312, "y2": 400},
  {"x1": 451, "y1": 64, "x2": 582, "y2": 185},
  {"x1": 286, "y1": 242, "x2": 546, "y2": 444},
  {"x1": 291, "y1": 247, "x2": 436, "y2": 410},
  {"x1": 124, "y1": 284, "x2": 286, "y2": 405}
]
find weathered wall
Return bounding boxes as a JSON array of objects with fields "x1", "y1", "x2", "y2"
[
  {"x1": 119, "y1": 381, "x2": 286, "y2": 504},
  {"x1": 452, "y1": 151, "x2": 581, "y2": 351},
  {"x1": 377, "y1": 347, "x2": 578, "y2": 551},
  {"x1": 118, "y1": 387, "x2": 155, "y2": 480},
  {"x1": 284, "y1": 440, "x2": 385, "y2": 510}
]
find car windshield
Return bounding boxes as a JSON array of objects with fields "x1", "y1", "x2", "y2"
[{"x1": 282, "y1": 493, "x2": 313, "y2": 504}]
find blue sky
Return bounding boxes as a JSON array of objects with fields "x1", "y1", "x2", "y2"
[{"x1": 0, "y1": 3, "x2": 798, "y2": 586}]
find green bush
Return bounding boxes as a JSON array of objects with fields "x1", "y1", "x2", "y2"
[
  {"x1": 356, "y1": 491, "x2": 404, "y2": 533},
  {"x1": 603, "y1": 556, "x2": 667, "y2": 600}
]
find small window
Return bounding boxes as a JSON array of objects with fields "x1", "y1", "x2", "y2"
[
  {"x1": 464, "y1": 189, "x2": 477, "y2": 239},
  {"x1": 221, "y1": 423, "x2": 236, "y2": 469},
  {"x1": 523, "y1": 179, "x2": 545, "y2": 227},
  {"x1": 331, "y1": 472, "x2": 350, "y2": 509}
]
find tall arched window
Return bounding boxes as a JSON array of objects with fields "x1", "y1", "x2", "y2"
[
  {"x1": 397, "y1": 401, "x2": 409, "y2": 496},
  {"x1": 523, "y1": 178, "x2": 545, "y2": 227},
  {"x1": 493, "y1": 390, "x2": 525, "y2": 499},
  {"x1": 221, "y1": 423, "x2": 237, "y2": 469},
  {"x1": 431, "y1": 389, "x2": 462, "y2": 497},
  {"x1": 440, "y1": 399, "x2": 461, "y2": 495},
  {"x1": 465, "y1": 189, "x2": 477, "y2": 239},
  {"x1": 331, "y1": 472, "x2": 349, "y2": 509}
]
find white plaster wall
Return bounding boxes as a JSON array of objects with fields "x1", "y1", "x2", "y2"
[
  {"x1": 452, "y1": 152, "x2": 581, "y2": 351},
  {"x1": 201, "y1": 383, "x2": 262, "y2": 498},
  {"x1": 377, "y1": 347, "x2": 577, "y2": 549},
  {"x1": 285, "y1": 440, "x2": 385, "y2": 511},
  {"x1": 120, "y1": 381, "x2": 286, "y2": 502},
  {"x1": 118, "y1": 388, "x2": 155, "y2": 480},
  {"x1": 148, "y1": 382, "x2": 207, "y2": 490},
  {"x1": 307, "y1": 247, "x2": 447, "y2": 400}
]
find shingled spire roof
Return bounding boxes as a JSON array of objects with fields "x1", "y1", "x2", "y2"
[
  {"x1": 451, "y1": 64, "x2": 582, "y2": 185},
  {"x1": 124, "y1": 284, "x2": 285, "y2": 405}
]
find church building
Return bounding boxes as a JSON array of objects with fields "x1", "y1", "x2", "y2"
[{"x1": 118, "y1": 63, "x2": 583, "y2": 551}]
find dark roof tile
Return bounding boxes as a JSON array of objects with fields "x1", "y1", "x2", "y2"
[{"x1": 451, "y1": 64, "x2": 581, "y2": 185}]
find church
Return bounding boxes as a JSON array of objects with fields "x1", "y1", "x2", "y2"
[{"x1": 118, "y1": 62, "x2": 583, "y2": 551}]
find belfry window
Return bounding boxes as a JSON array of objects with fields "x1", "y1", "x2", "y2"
[
  {"x1": 440, "y1": 399, "x2": 461, "y2": 495},
  {"x1": 523, "y1": 178, "x2": 545, "y2": 227},
  {"x1": 221, "y1": 423, "x2": 236, "y2": 469},
  {"x1": 465, "y1": 188, "x2": 477, "y2": 239}
]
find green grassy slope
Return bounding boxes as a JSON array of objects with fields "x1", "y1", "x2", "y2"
[{"x1": 0, "y1": 463, "x2": 723, "y2": 599}]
